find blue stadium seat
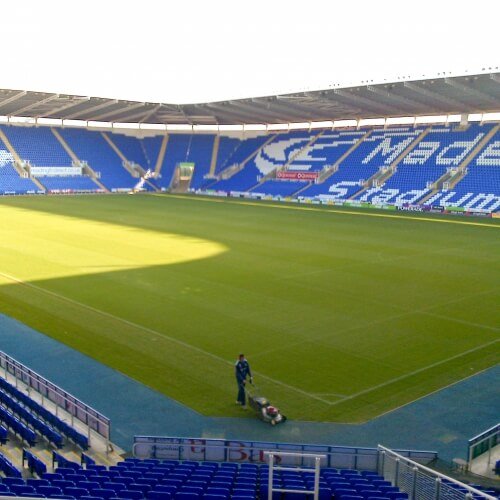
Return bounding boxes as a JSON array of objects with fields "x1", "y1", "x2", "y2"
[
  {"x1": 53, "y1": 480, "x2": 77, "y2": 490},
  {"x1": 9, "y1": 484, "x2": 37, "y2": 496},
  {"x1": 65, "y1": 487, "x2": 91, "y2": 498},
  {"x1": 38, "y1": 486, "x2": 64, "y2": 496},
  {"x1": 148, "y1": 492, "x2": 173, "y2": 500},
  {"x1": 128, "y1": 483, "x2": 152, "y2": 496},
  {"x1": 117, "y1": 491, "x2": 145, "y2": 500}
]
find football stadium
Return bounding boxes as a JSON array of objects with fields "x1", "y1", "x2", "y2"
[{"x1": 0, "y1": 2, "x2": 498, "y2": 499}]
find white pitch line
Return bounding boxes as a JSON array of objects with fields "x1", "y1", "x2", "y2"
[
  {"x1": 328, "y1": 338, "x2": 499, "y2": 407},
  {"x1": 160, "y1": 194, "x2": 500, "y2": 229},
  {"x1": 420, "y1": 311, "x2": 499, "y2": 332},
  {"x1": 0, "y1": 270, "x2": 332, "y2": 406},
  {"x1": 1, "y1": 270, "x2": 497, "y2": 409}
]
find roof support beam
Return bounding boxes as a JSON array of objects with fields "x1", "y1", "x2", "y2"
[
  {"x1": 65, "y1": 100, "x2": 119, "y2": 120},
  {"x1": 444, "y1": 78, "x2": 499, "y2": 107},
  {"x1": 91, "y1": 102, "x2": 146, "y2": 121},
  {"x1": 203, "y1": 103, "x2": 264, "y2": 124},
  {"x1": 227, "y1": 100, "x2": 304, "y2": 122},
  {"x1": 403, "y1": 82, "x2": 465, "y2": 110},
  {"x1": 0, "y1": 91, "x2": 27, "y2": 111},
  {"x1": 9, "y1": 94, "x2": 60, "y2": 116},
  {"x1": 37, "y1": 97, "x2": 91, "y2": 118},
  {"x1": 253, "y1": 98, "x2": 321, "y2": 121},
  {"x1": 332, "y1": 90, "x2": 396, "y2": 115},
  {"x1": 366, "y1": 86, "x2": 425, "y2": 113},
  {"x1": 138, "y1": 104, "x2": 163, "y2": 124},
  {"x1": 309, "y1": 92, "x2": 365, "y2": 116}
]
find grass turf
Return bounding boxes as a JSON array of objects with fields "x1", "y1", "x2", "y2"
[{"x1": 0, "y1": 194, "x2": 498, "y2": 423}]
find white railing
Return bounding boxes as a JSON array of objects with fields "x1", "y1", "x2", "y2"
[
  {"x1": 468, "y1": 423, "x2": 499, "y2": 466},
  {"x1": 377, "y1": 445, "x2": 496, "y2": 499},
  {"x1": 0, "y1": 351, "x2": 110, "y2": 445},
  {"x1": 265, "y1": 451, "x2": 325, "y2": 500},
  {"x1": 134, "y1": 436, "x2": 437, "y2": 469}
]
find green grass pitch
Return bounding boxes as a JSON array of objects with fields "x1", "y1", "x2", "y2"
[{"x1": 0, "y1": 194, "x2": 498, "y2": 423}]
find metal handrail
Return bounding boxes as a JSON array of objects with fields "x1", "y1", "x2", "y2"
[{"x1": 378, "y1": 444, "x2": 496, "y2": 500}]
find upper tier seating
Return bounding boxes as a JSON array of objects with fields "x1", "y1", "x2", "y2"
[
  {"x1": 357, "y1": 124, "x2": 495, "y2": 205},
  {"x1": 107, "y1": 134, "x2": 149, "y2": 169},
  {"x1": 425, "y1": 130, "x2": 500, "y2": 211},
  {"x1": 57, "y1": 128, "x2": 136, "y2": 191},
  {"x1": 209, "y1": 132, "x2": 318, "y2": 193},
  {"x1": 288, "y1": 131, "x2": 365, "y2": 172},
  {"x1": 155, "y1": 134, "x2": 215, "y2": 189},
  {"x1": 186, "y1": 135, "x2": 216, "y2": 190},
  {"x1": 156, "y1": 135, "x2": 191, "y2": 189},
  {"x1": 214, "y1": 137, "x2": 241, "y2": 175},
  {"x1": 298, "y1": 128, "x2": 422, "y2": 201},
  {"x1": 1, "y1": 123, "x2": 499, "y2": 212},
  {"x1": 251, "y1": 131, "x2": 318, "y2": 176},
  {"x1": 0, "y1": 125, "x2": 72, "y2": 167},
  {"x1": 209, "y1": 136, "x2": 272, "y2": 192},
  {"x1": 141, "y1": 137, "x2": 163, "y2": 172}
]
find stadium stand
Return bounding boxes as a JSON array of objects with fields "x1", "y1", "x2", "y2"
[
  {"x1": 184, "y1": 135, "x2": 216, "y2": 190},
  {"x1": 57, "y1": 128, "x2": 137, "y2": 191},
  {"x1": 425, "y1": 128, "x2": 500, "y2": 211},
  {"x1": 0, "y1": 122, "x2": 499, "y2": 213},
  {"x1": 0, "y1": 125, "x2": 72, "y2": 167},
  {"x1": 214, "y1": 137, "x2": 242, "y2": 175},
  {"x1": 0, "y1": 454, "x2": 495, "y2": 500},
  {"x1": 250, "y1": 179, "x2": 309, "y2": 197},
  {"x1": 0, "y1": 375, "x2": 89, "y2": 449},
  {"x1": 209, "y1": 135, "x2": 272, "y2": 192},
  {"x1": 287, "y1": 130, "x2": 366, "y2": 172},
  {"x1": 155, "y1": 135, "x2": 192, "y2": 189},
  {"x1": 297, "y1": 127, "x2": 423, "y2": 201},
  {"x1": 357, "y1": 123, "x2": 496, "y2": 205},
  {"x1": 141, "y1": 136, "x2": 164, "y2": 172},
  {"x1": 0, "y1": 351, "x2": 497, "y2": 500},
  {"x1": 0, "y1": 163, "x2": 42, "y2": 194}
]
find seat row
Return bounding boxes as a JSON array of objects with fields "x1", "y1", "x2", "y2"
[
  {"x1": 0, "y1": 404, "x2": 37, "y2": 446},
  {"x1": 0, "y1": 375, "x2": 89, "y2": 449},
  {"x1": 0, "y1": 390, "x2": 63, "y2": 447}
]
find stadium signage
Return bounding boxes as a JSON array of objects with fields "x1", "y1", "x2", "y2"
[
  {"x1": 277, "y1": 171, "x2": 319, "y2": 180},
  {"x1": 133, "y1": 436, "x2": 438, "y2": 468},
  {"x1": 398, "y1": 204, "x2": 424, "y2": 212},
  {"x1": 31, "y1": 166, "x2": 82, "y2": 177}
]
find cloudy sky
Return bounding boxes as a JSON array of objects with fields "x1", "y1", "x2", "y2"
[{"x1": 2, "y1": 0, "x2": 498, "y2": 104}]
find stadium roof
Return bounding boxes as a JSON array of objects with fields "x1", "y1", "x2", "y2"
[{"x1": 0, "y1": 72, "x2": 499, "y2": 126}]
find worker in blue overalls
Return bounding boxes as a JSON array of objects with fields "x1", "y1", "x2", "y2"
[{"x1": 235, "y1": 353, "x2": 252, "y2": 408}]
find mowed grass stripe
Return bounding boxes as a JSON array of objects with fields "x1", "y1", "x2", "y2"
[
  {"x1": 0, "y1": 268, "x2": 496, "y2": 413},
  {"x1": 0, "y1": 195, "x2": 498, "y2": 422},
  {"x1": 0, "y1": 269, "x2": 333, "y2": 406}
]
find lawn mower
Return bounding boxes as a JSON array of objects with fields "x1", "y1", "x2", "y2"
[{"x1": 246, "y1": 382, "x2": 287, "y2": 425}]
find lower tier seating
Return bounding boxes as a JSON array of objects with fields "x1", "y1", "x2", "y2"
[
  {"x1": 0, "y1": 455, "x2": 413, "y2": 500},
  {"x1": 38, "y1": 176, "x2": 101, "y2": 193}
]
